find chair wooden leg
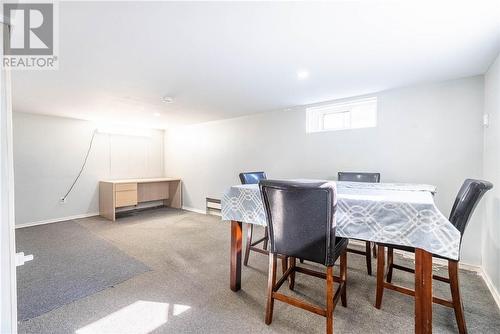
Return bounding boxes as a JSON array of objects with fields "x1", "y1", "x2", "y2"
[
  {"x1": 387, "y1": 247, "x2": 394, "y2": 283},
  {"x1": 365, "y1": 241, "x2": 372, "y2": 276},
  {"x1": 449, "y1": 260, "x2": 467, "y2": 334},
  {"x1": 263, "y1": 227, "x2": 269, "y2": 250},
  {"x1": 265, "y1": 253, "x2": 277, "y2": 325},
  {"x1": 375, "y1": 245, "x2": 385, "y2": 309},
  {"x1": 299, "y1": 258, "x2": 304, "y2": 263},
  {"x1": 372, "y1": 242, "x2": 377, "y2": 258},
  {"x1": 326, "y1": 266, "x2": 334, "y2": 334},
  {"x1": 281, "y1": 256, "x2": 288, "y2": 275},
  {"x1": 289, "y1": 257, "x2": 296, "y2": 290},
  {"x1": 243, "y1": 224, "x2": 253, "y2": 266},
  {"x1": 340, "y1": 250, "x2": 347, "y2": 307}
]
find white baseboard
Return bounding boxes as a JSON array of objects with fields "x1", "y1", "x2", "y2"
[
  {"x1": 397, "y1": 250, "x2": 481, "y2": 273},
  {"x1": 182, "y1": 205, "x2": 221, "y2": 217},
  {"x1": 15, "y1": 212, "x2": 99, "y2": 229},
  {"x1": 182, "y1": 206, "x2": 206, "y2": 215},
  {"x1": 480, "y1": 267, "x2": 500, "y2": 310},
  {"x1": 348, "y1": 239, "x2": 481, "y2": 272}
]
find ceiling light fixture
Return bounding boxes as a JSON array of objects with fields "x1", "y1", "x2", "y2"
[
  {"x1": 161, "y1": 96, "x2": 174, "y2": 103},
  {"x1": 297, "y1": 70, "x2": 310, "y2": 80}
]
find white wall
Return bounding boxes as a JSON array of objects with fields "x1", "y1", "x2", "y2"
[
  {"x1": 165, "y1": 76, "x2": 485, "y2": 265},
  {"x1": 13, "y1": 112, "x2": 165, "y2": 226},
  {"x1": 483, "y1": 53, "x2": 500, "y2": 299}
]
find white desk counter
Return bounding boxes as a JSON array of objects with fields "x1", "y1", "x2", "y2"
[{"x1": 99, "y1": 178, "x2": 182, "y2": 221}]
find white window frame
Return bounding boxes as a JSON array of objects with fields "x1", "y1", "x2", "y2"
[{"x1": 306, "y1": 97, "x2": 377, "y2": 133}]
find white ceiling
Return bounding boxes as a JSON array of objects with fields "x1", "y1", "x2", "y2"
[{"x1": 11, "y1": 1, "x2": 500, "y2": 128}]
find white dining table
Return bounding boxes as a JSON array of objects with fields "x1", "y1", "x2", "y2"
[{"x1": 221, "y1": 180, "x2": 461, "y2": 334}]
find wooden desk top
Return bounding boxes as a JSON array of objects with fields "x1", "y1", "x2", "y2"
[{"x1": 100, "y1": 177, "x2": 181, "y2": 184}]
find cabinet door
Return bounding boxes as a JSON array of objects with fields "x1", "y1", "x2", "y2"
[{"x1": 115, "y1": 190, "x2": 138, "y2": 207}]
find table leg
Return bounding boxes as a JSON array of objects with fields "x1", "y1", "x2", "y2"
[
  {"x1": 230, "y1": 220, "x2": 243, "y2": 291},
  {"x1": 415, "y1": 248, "x2": 433, "y2": 334}
]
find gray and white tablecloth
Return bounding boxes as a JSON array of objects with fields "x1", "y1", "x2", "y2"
[{"x1": 221, "y1": 181, "x2": 460, "y2": 260}]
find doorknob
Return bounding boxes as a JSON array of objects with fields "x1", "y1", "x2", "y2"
[{"x1": 15, "y1": 252, "x2": 34, "y2": 266}]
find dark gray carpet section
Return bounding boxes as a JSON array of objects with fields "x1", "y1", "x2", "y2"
[{"x1": 16, "y1": 221, "x2": 151, "y2": 320}]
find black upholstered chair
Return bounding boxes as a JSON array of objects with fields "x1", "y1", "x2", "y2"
[
  {"x1": 260, "y1": 180, "x2": 348, "y2": 334},
  {"x1": 375, "y1": 179, "x2": 493, "y2": 334},
  {"x1": 338, "y1": 172, "x2": 380, "y2": 184},
  {"x1": 239, "y1": 171, "x2": 267, "y2": 185},
  {"x1": 239, "y1": 172, "x2": 269, "y2": 266},
  {"x1": 338, "y1": 172, "x2": 381, "y2": 275}
]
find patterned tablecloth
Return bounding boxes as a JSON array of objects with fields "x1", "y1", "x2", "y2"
[{"x1": 221, "y1": 181, "x2": 460, "y2": 260}]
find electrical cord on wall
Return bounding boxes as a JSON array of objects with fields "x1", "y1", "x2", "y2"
[{"x1": 60, "y1": 129, "x2": 97, "y2": 202}]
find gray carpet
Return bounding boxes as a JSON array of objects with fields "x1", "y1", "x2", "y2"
[
  {"x1": 16, "y1": 221, "x2": 151, "y2": 320},
  {"x1": 17, "y1": 208, "x2": 500, "y2": 333}
]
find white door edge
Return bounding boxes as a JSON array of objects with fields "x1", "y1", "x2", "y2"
[{"x1": 0, "y1": 21, "x2": 17, "y2": 334}]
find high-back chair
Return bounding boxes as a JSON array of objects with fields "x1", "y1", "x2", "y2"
[
  {"x1": 260, "y1": 180, "x2": 348, "y2": 334},
  {"x1": 338, "y1": 172, "x2": 381, "y2": 275},
  {"x1": 338, "y1": 172, "x2": 380, "y2": 184},
  {"x1": 375, "y1": 179, "x2": 493, "y2": 334},
  {"x1": 239, "y1": 171, "x2": 266, "y2": 185},
  {"x1": 239, "y1": 172, "x2": 269, "y2": 266}
]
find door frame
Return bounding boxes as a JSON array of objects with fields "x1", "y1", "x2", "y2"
[{"x1": 0, "y1": 20, "x2": 17, "y2": 334}]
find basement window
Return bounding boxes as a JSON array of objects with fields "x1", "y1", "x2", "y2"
[{"x1": 306, "y1": 97, "x2": 377, "y2": 133}]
